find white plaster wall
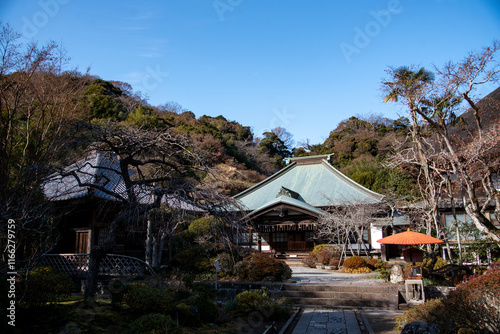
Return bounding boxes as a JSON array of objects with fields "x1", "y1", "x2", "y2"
[{"x1": 370, "y1": 225, "x2": 383, "y2": 250}]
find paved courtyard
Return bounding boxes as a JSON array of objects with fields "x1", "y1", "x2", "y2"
[{"x1": 289, "y1": 265, "x2": 384, "y2": 285}]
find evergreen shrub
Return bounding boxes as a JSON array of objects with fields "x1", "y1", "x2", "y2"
[
  {"x1": 342, "y1": 256, "x2": 367, "y2": 270},
  {"x1": 20, "y1": 266, "x2": 75, "y2": 307},
  {"x1": 125, "y1": 285, "x2": 174, "y2": 316},
  {"x1": 235, "y1": 253, "x2": 292, "y2": 281},
  {"x1": 127, "y1": 313, "x2": 181, "y2": 334}
]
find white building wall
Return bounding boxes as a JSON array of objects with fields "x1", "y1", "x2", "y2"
[{"x1": 370, "y1": 225, "x2": 383, "y2": 250}]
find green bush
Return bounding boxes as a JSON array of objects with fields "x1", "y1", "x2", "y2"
[
  {"x1": 232, "y1": 290, "x2": 271, "y2": 316},
  {"x1": 181, "y1": 294, "x2": 218, "y2": 323},
  {"x1": 127, "y1": 313, "x2": 181, "y2": 334},
  {"x1": 125, "y1": 285, "x2": 174, "y2": 316},
  {"x1": 191, "y1": 282, "x2": 216, "y2": 298},
  {"x1": 230, "y1": 289, "x2": 292, "y2": 320},
  {"x1": 343, "y1": 256, "x2": 367, "y2": 270},
  {"x1": 187, "y1": 216, "x2": 223, "y2": 237},
  {"x1": 415, "y1": 256, "x2": 447, "y2": 274},
  {"x1": 170, "y1": 245, "x2": 211, "y2": 273},
  {"x1": 20, "y1": 266, "x2": 75, "y2": 307},
  {"x1": 235, "y1": 253, "x2": 292, "y2": 281},
  {"x1": 175, "y1": 302, "x2": 201, "y2": 327}
]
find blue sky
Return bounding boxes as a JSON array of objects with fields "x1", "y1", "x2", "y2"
[{"x1": 1, "y1": 0, "x2": 500, "y2": 145}]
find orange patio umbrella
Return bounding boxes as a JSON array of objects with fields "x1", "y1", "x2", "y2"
[{"x1": 377, "y1": 228, "x2": 444, "y2": 245}]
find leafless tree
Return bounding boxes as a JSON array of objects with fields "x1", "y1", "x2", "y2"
[
  {"x1": 52, "y1": 121, "x2": 243, "y2": 301},
  {"x1": 382, "y1": 42, "x2": 500, "y2": 244},
  {"x1": 316, "y1": 201, "x2": 385, "y2": 262},
  {"x1": 0, "y1": 23, "x2": 89, "y2": 265}
]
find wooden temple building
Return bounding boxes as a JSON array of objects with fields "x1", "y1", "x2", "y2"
[{"x1": 233, "y1": 154, "x2": 390, "y2": 258}]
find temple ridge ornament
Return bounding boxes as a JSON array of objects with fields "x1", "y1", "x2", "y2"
[{"x1": 276, "y1": 186, "x2": 299, "y2": 199}]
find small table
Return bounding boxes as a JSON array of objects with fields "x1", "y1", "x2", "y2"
[{"x1": 405, "y1": 279, "x2": 425, "y2": 303}]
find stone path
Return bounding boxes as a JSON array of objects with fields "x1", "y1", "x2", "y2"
[
  {"x1": 290, "y1": 265, "x2": 385, "y2": 285},
  {"x1": 286, "y1": 266, "x2": 403, "y2": 334},
  {"x1": 292, "y1": 308, "x2": 361, "y2": 334}
]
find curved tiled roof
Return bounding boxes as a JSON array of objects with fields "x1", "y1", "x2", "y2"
[
  {"x1": 248, "y1": 195, "x2": 329, "y2": 218},
  {"x1": 234, "y1": 155, "x2": 384, "y2": 211},
  {"x1": 43, "y1": 151, "x2": 204, "y2": 211}
]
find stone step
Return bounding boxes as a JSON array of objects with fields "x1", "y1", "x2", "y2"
[
  {"x1": 282, "y1": 290, "x2": 387, "y2": 300},
  {"x1": 282, "y1": 284, "x2": 391, "y2": 293},
  {"x1": 287, "y1": 297, "x2": 393, "y2": 309},
  {"x1": 281, "y1": 284, "x2": 399, "y2": 310}
]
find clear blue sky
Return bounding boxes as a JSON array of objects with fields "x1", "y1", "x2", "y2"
[{"x1": 1, "y1": 0, "x2": 499, "y2": 145}]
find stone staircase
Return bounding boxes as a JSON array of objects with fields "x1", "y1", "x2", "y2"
[
  {"x1": 274, "y1": 252, "x2": 309, "y2": 266},
  {"x1": 281, "y1": 284, "x2": 399, "y2": 310}
]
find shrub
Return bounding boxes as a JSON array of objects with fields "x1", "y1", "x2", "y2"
[
  {"x1": 20, "y1": 266, "x2": 75, "y2": 307},
  {"x1": 343, "y1": 267, "x2": 372, "y2": 274},
  {"x1": 395, "y1": 267, "x2": 500, "y2": 333},
  {"x1": 316, "y1": 246, "x2": 339, "y2": 265},
  {"x1": 187, "y1": 216, "x2": 223, "y2": 237},
  {"x1": 170, "y1": 245, "x2": 211, "y2": 273},
  {"x1": 395, "y1": 299, "x2": 447, "y2": 331},
  {"x1": 311, "y1": 244, "x2": 333, "y2": 257},
  {"x1": 446, "y1": 267, "x2": 500, "y2": 332},
  {"x1": 224, "y1": 298, "x2": 238, "y2": 313},
  {"x1": 232, "y1": 290, "x2": 271, "y2": 316},
  {"x1": 182, "y1": 294, "x2": 219, "y2": 323},
  {"x1": 235, "y1": 253, "x2": 292, "y2": 281},
  {"x1": 328, "y1": 258, "x2": 341, "y2": 268},
  {"x1": 302, "y1": 254, "x2": 316, "y2": 268},
  {"x1": 343, "y1": 256, "x2": 367, "y2": 270},
  {"x1": 175, "y1": 302, "x2": 201, "y2": 326},
  {"x1": 375, "y1": 268, "x2": 390, "y2": 279},
  {"x1": 416, "y1": 256, "x2": 447, "y2": 272},
  {"x1": 366, "y1": 258, "x2": 378, "y2": 270},
  {"x1": 125, "y1": 285, "x2": 174, "y2": 316},
  {"x1": 374, "y1": 259, "x2": 388, "y2": 269},
  {"x1": 230, "y1": 289, "x2": 292, "y2": 320},
  {"x1": 127, "y1": 313, "x2": 181, "y2": 334}
]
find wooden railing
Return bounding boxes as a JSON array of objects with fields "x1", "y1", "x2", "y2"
[{"x1": 38, "y1": 253, "x2": 155, "y2": 278}]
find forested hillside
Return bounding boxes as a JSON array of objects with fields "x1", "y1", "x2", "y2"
[
  {"x1": 293, "y1": 115, "x2": 417, "y2": 198},
  {"x1": 0, "y1": 37, "x2": 417, "y2": 206},
  {"x1": 63, "y1": 74, "x2": 420, "y2": 197}
]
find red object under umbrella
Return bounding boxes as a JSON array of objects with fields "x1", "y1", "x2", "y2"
[{"x1": 377, "y1": 228, "x2": 444, "y2": 245}]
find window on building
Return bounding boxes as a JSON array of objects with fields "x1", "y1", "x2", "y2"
[
  {"x1": 445, "y1": 213, "x2": 487, "y2": 240},
  {"x1": 275, "y1": 232, "x2": 287, "y2": 242}
]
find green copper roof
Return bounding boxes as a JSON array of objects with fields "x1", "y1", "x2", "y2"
[
  {"x1": 249, "y1": 195, "x2": 329, "y2": 218},
  {"x1": 234, "y1": 156, "x2": 384, "y2": 211}
]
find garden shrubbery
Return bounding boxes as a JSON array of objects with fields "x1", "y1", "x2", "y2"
[
  {"x1": 342, "y1": 256, "x2": 368, "y2": 270},
  {"x1": 303, "y1": 244, "x2": 342, "y2": 267},
  {"x1": 235, "y1": 253, "x2": 292, "y2": 281},
  {"x1": 227, "y1": 288, "x2": 292, "y2": 321},
  {"x1": 127, "y1": 313, "x2": 181, "y2": 334},
  {"x1": 125, "y1": 285, "x2": 175, "y2": 316},
  {"x1": 396, "y1": 264, "x2": 500, "y2": 333},
  {"x1": 20, "y1": 266, "x2": 75, "y2": 308}
]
